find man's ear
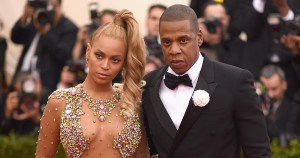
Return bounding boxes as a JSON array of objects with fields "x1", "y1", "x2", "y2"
[
  {"x1": 282, "y1": 80, "x2": 288, "y2": 91},
  {"x1": 197, "y1": 30, "x2": 203, "y2": 47}
]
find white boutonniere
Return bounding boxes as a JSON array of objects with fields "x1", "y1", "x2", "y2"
[{"x1": 192, "y1": 90, "x2": 210, "y2": 107}]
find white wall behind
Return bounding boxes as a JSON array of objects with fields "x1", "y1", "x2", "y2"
[{"x1": 0, "y1": 0, "x2": 190, "y2": 85}]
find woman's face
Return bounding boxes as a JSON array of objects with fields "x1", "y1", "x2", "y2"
[{"x1": 86, "y1": 36, "x2": 126, "y2": 85}]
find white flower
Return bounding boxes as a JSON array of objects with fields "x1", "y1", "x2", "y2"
[{"x1": 192, "y1": 90, "x2": 210, "y2": 107}]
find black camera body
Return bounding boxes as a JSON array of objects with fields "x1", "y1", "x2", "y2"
[
  {"x1": 285, "y1": 15, "x2": 300, "y2": 35},
  {"x1": 28, "y1": 0, "x2": 54, "y2": 26},
  {"x1": 204, "y1": 17, "x2": 222, "y2": 34},
  {"x1": 144, "y1": 36, "x2": 163, "y2": 58},
  {"x1": 88, "y1": 2, "x2": 100, "y2": 28},
  {"x1": 18, "y1": 77, "x2": 38, "y2": 110},
  {"x1": 28, "y1": 0, "x2": 47, "y2": 9}
]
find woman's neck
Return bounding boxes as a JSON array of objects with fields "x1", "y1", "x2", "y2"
[{"x1": 82, "y1": 76, "x2": 114, "y2": 100}]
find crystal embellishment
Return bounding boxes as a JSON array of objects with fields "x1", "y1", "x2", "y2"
[
  {"x1": 49, "y1": 84, "x2": 141, "y2": 158},
  {"x1": 77, "y1": 84, "x2": 121, "y2": 122}
]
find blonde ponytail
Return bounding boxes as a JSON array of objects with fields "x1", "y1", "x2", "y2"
[
  {"x1": 118, "y1": 10, "x2": 146, "y2": 117},
  {"x1": 91, "y1": 9, "x2": 146, "y2": 117}
]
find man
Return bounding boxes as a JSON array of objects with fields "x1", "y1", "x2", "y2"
[
  {"x1": 237, "y1": 0, "x2": 300, "y2": 80},
  {"x1": 144, "y1": 4, "x2": 167, "y2": 63},
  {"x1": 10, "y1": 0, "x2": 78, "y2": 104},
  {"x1": 260, "y1": 65, "x2": 300, "y2": 143},
  {"x1": 199, "y1": 1, "x2": 244, "y2": 66},
  {"x1": 278, "y1": 33, "x2": 300, "y2": 102},
  {"x1": 142, "y1": 4, "x2": 270, "y2": 158}
]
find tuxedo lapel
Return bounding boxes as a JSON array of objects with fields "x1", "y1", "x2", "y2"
[
  {"x1": 148, "y1": 66, "x2": 177, "y2": 139},
  {"x1": 168, "y1": 56, "x2": 217, "y2": 157}
]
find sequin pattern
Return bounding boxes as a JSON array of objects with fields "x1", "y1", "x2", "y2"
[
  {"x1": 49, "y1": 84, "x2": 142, "y2": 158},
  {"x1": 114, "y1": 113, "x2": 141, "y2": 158}
]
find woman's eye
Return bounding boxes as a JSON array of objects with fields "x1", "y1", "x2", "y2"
[
  {"x1": 95, "y1": 53, "x2": 102, "y2": 59},
  {"x1": 112, "y1": 58, "x2": 120, "y2": 63}
]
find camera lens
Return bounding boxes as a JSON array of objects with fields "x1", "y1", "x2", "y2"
[
  {"x1": 22, "y1": 79, "x2": 36, "y2": 93},
  {"x1": 28, "y1": 0, "x2": 48, "y2": 9},
  {"x1": 204, "y1": 17, "x2": 221, "y2": 34}
]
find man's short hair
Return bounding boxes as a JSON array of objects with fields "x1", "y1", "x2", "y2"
[
  {"x1": 159, "y1": 4, "x2": 199, "y2": 33},
  {"x1": 260, "y1": 65, "x2": 286, "y2": 81},
  {"x1": 148, "y1": 4, "x2": 167, "y2": 15}
]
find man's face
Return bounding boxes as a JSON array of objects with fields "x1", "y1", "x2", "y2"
[
  {"x1": 146, "y1": 7, "x2": 165, "y2": 36},
  {"x1": 204, "y1": 4, "x2": 230, "y2": 32},
  {"x1": 160, "y1": 20, "x2": 202, "y2": 75},
  {"x1": 260, "y1": 74, "x2": 287, "y2": 103}
]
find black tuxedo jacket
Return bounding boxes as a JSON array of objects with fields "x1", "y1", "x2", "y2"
[
  {"x1": 142, "y1": 56, "x2": 270, "y2": 158},
  {"x1": 265, "y1": 97, "x2": 300, "y2": 140}
]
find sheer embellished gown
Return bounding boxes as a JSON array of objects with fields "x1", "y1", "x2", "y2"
[{"x1": 36, "y1": 84, "x2": 149, "y2": 158}]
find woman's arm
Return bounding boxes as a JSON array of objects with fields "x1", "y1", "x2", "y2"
[{"x1": 35, "y1": 97, "x2": 64, "y2": 157}]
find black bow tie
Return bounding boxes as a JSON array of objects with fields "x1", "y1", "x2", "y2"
[{"x1": 164, "y1": 72, "x2": 193, "y2": 90}]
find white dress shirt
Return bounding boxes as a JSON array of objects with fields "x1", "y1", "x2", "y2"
[
  {"x1": 159, "y1": 53, "x2": 203, "y2": 129},
  {"x1": 21, "y1": 33, "x2": 40, "y2": 71}
]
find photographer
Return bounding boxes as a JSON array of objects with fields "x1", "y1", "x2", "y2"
[
  {"x1": 0, "y1": 71, "x2": 42, "y2": 134},
  {"x1": 198, "y1": 1, "x2": 244, "y2": 66},
  {"x1": 232, "y1": 0, "x2": 300, "y2": 80},
  {"x1": 10, "y1": 0, "x2": 78, "y2": 105},
  {"x1": 264, "y1": 14, "x2": 300, "y2": 100},
  {"x1": 57, "y1": 59, "x2": 86, "y2": 89},
  {"x1": 280, "y1": 23, "x2": 300, "y2": 99},
  {"x1": 259, "y1": 65, "x2": 300, "y2": 145},
  {"x1": 144, "y1": 4, "x2": 166, "y2": 64}
]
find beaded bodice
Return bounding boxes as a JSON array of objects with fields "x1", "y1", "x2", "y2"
[{"x1": 49, "y1": 84, "x2": 142, "y2": 158}]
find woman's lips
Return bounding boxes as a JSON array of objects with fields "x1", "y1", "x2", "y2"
[{"x1": 96, "y1": 72, "x2": 110, "y2": 79}]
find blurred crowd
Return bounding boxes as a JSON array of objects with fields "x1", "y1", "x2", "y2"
[{"x1": 0, "y1": 0, "x2": 300, "y2": 148}]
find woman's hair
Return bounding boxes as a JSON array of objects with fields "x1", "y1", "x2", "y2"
[{"x1": 91, "y1": 9, "x2": 146, "y2": 117}]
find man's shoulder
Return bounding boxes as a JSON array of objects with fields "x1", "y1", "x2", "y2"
[
  {"x1": 213, "y1": 60, "x2": 245, "y2": 72},
  {"x1": 212, "y1": 60, "x2": 254, "y2": 80},
  {"x1": 58, "y1": 15, "x2": 78, "y2": 31}
]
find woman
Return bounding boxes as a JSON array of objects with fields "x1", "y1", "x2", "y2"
[{"x1": 35, "y1": 9, "x2": 149, "y2": 158}]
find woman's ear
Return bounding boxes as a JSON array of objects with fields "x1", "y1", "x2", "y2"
[{"x1": 86, "y1": 43, "x2": 91, "y2": 63}]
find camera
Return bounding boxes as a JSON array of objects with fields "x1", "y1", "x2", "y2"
[
  {"x1": 18, "y1": 76, "x2": 38, "y2": 110},
  {"x1": 285, "y1": 14, "x2": 300, "y2": 35},
  {"x1": 204, "y1": 16, "x2": 222, "y2": 34},
  {"x1": 89, "y1": 2, "x2": 99, "y2": 21},
  {"x1": 66, "y1": 60, "x2": 87, "y2": 86},
  {"x1": 268, "y1": 13, "x2": 300, "y2": 35},
  {"x1": 144, "y1": 36, "x2": 163, "y2": 58},
  {"x1": 84, "y1": 2, "x2": 100, "y2": 37},
  {"x1": 28, "y1": 0, "x2": 54, "y2": 26}
]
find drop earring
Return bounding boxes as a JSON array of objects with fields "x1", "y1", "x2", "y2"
[{"x1": 86, "y1": 58, "x2": 89, "y2": 64}]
